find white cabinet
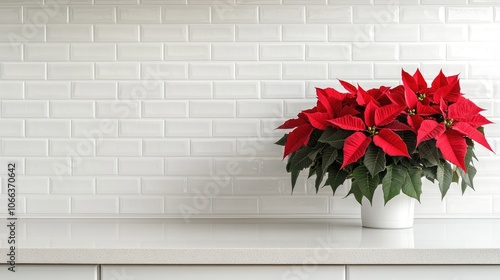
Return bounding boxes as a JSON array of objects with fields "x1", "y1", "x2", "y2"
[
  {"x1": 102, "y1": 265, "x2": 345, "y2": 280},
  {"x1": 0, "y1": 265, "x2": 97, "y2": 280},
  {"x1": 348, "y1": 265, "x2": 500, "y2": 280}
]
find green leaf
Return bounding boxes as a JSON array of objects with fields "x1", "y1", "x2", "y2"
[
  {"x1": 325, "y1": 163, "x2": 348, "y2": 195},
  {"x1": 402, "y1": 167, "x2": 422, "y2": 202},
  {"x1": 422, "y1": 166, "x2": 437, "y2": 182},
  {"x1": 452, "y1": 168, "x2": 460, "y2": 184},
  {"x1": 318, "y1": 128, "x2": 353, "y2": 149},
  {"x1": 321, "y1": 146, "x2": 338, "y2": 174},
  {"x1": 308, "y1": 163, "x2": 317, "y2": 178},
  {"x1": 437, "y1": 160, "x2": 453, "y2": 199},
  {"x1": 418, "y1": 140, "x2": 440, "y2": 166},
  {"x1": 291, "y1": 170, "x2": 300, "y2": 193},
  {"x1": 382, "y1": 165, "x2": 405, "y2": 204},
  {"x1": 463, "y1": 145, "x2": 475, "y2": 170},
  {"x1": 275, "y1": 134, "x2": 288, "y2": 146},
  {"x1": 459, "y1": 165, "x2": 476, "y2": 194},
  {"x1": 314, "y1": 167, "x2": 325, "y2": 193},
  {"x1": 346, "y1": 180, "x2": 363, "y2": 204},
  {"x1": 286, "y1": 152, "x2": 295, "y2": 172},
  {"x1": 398, "y1": 131, "x2": 417, "y2": 154},
  {"x1": 308, "y1": 148, "x2": 322, "y2": 160},
  {"x1": 352, "y1": 165, "x2": 379, "y2": 204},
  {"x1": 289, "y1": 147, "x2": 313, "y2": 171},
  {"x1": 307, "y1": 129, "x2": 323, "y2": 147},
  {"x1": 363, "y1": 144, "x2": 386, "y2": 177}
]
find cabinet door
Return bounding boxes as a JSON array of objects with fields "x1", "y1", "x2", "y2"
[
  {"x1": 348, "y1": 265, "x2": 500, "y2": 280},
  {"x1": 0, "y1": 265, "x2": 97, "y2": 280},
  {"x1": 102, "y1": 265, "x2": 345, "y2": 280}
]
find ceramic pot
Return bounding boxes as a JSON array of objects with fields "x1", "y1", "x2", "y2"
[{"x1": 361, "y1": 186, "x2": 415, "y2": 229}]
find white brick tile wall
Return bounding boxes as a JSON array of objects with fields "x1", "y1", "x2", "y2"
[
  {"x1": 119, "y1": 158, "x2": 164, "y2": 175},
  {"x1": 261, "y1": 81, "x2": 304, "y2": 99},
  {"x1": 97, "y1": 177, "x2": 141, "y2": 194},
  {"x1": 212, "y1": 43, "x2": 258, "y2": 61},
  {"x1": 96, "y1": 100, "x2": 141, "y2": 118},
  {"x1": 120, "y1": 197, "x2": 164, "y2": 214},
  {"x1": 17, "y1": 177, "x2": 49, "y2": 194},
  {"x1": 354, "y1": 5, "x2": 399, "y2": 23},
  {"x1": 1, "y1": 63, "x2": 46, "y2": 79},
  {"x1": 96, "y1": 62, "x2": 140, "y2": 80},
  {"x1": 143, "y1": 101, "x2": 188, "y2": 117},
  {"x1": 214, "y1": 81, "x2": 259, "y2": 99},
  {"x1": 117, "y1": 43, "x2": 163, "y2": 61},
  {"x1": 163, "y1": 5, "x2": 210, "y2": 23},
  {"x1": 25, "y1": 6, "x2": 68, "y2": 24},
  {"x1": 420, "y1": 24, "x2": 468, "y2": 42},
  {"x1": 71, "y1": 44, "x2": 116, "y2": 61},
  {"x1": 165, "y1": 119, "x2": 211, "y2": 137},
  {"x1": 26, "y1": 120, "x2": 71, "y2": 137},
  {"x1": 306, "y1": 6, "x2": 351, "y2": 23},
  {"x1": 72, "y1": 197, "x2": 119, "y2": 214},
  {"x1": 236, "y1": 24, "x2": 280, "y2": 41},
  {"x1": 143, "y1": 62, "x2": 188, "y2": 79},
  {"x1": 50, "y1": 101, "x2": 94, "y2": 118},
  {"x1": 306, "y1": 44, "x2": 350, "y2": 61},
  {"x1": 69, "y1": 6, "x2": 116, "y2": 23},
  {"x1": 48, "y1": 63, "x2": 94, "y2": 80},
  {"x1": 166, "y1": 81, "x2": 212, "y2": 99},
  {"x1": 2, "y1": 101, "x2": 48, "y2": 118},
  {"x1": 47, "y1": 24, "x2": 92, "y2": 42},
  {"x1": 119, "y1": 81, "x2": 163, "y2": 99},
  {"x1": 26, "y1": 197, "x2": 71, "y2": 214},
  {"x1": 400, "y1": 6, "x2": 445, "y2": 23},
  {"x1": 49, "y1": 139, "x2": 95, "y2": 157},
  {"x1": 119, "y1": 120, "x2": 164, "y2": 137},
  {"x1": 0, "y1": 120, "x2": 24, "y2": 137},
  {"x1": 282, "y1": 24, "x2": 328, "y2": 42},
  {"x1": 25, "y1": 44, "x2": 70, "y2": 61},
  {"x1": 26, "y1": 82, "x2": 71, "y2": 99},
  {"x1": 143, "y1": 139, "x2": 189, "y2": 156},
  {"x1": 212, "y1": 6, "x2": 258, "y2": 23},
  {"x1": 72, "y1": 81, "x2": 117, "y2": 99},
  {"x1": 26, "y1": 158, "x2": 71, "y2": 175},
  {"x1": 190, "y1": 62, "x2": 234, "y2": 79},
  {"x1": 72, "y1": 120, "x2": 117, "y2": 137},
  {"x1": 260, "y1": 44, "x2": 304, "y2": 61},
  {"x1": 0, "y1": 83, "x2": 23, "y2": 99},
  {"x1": 236, "y1": 62, "x2": 280, "y2": 79},
  {"x1": 0, "y1": 7, "x2": 22, "y2": 23},
  {"x1": 117, "y1": 6, "x2": 161, "y2": 23},
  {"x1": 95, "y1": 24, "x2": 139, "y2": 42},
  {"x1": 191, "y1": 139, "x2": 236, "y2": 156},
  {"x1": 141, "y1": 25, "x2": 187, "y2": 42},
  {"x1": 2, "y1": 139, "x2": 48, "y2": 156},
  {"x1": 165, "y1": 158, "x2": 212, "y2": 175},
  {"x1": 51, "y1": 177, "x2": 95, "y2": 194},
  {"x1": 141, "y1": 177, "x2": 187, "y2": 194},
  {"x1": 0, "y1": 25, "x2": 45, "y2": 42},
  {"x1": 97, "y1": 139, "x2": 142, "y2": 156},
  {"x1": 73, "y1": 158, "x2": 117, "y2": 175},
  {"x1": 1, "y1": 1, "x2": 499, "y2": 218},
  {"x1": 190, "y1": 24, "x2": 235, "y2": 42},
  {"x1": 165, "y1": 43, "x2": 211, "y2": 60}
]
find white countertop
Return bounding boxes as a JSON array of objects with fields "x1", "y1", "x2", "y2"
[{"x1": 1, "y1": 218, "x2": 500, "y2": 264}]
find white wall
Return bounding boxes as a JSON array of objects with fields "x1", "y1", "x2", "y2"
[{"x1": 0, "y1": 0, "x2": 499, "y2": 218}]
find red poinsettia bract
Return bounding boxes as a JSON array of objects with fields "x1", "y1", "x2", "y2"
[{"x1": 277, "y1": 69, "x2": 493, "y2": 172}]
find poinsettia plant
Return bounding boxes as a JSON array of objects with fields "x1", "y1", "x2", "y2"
[{"x1": 275, "y1": 69, "x2": 493, "y2": 204}]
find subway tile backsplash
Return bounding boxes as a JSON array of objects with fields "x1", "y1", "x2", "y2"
[{"x1": 0, "y1": 1, "x2": 499, "y2": 218}]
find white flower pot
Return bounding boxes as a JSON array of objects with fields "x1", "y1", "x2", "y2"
[{"x1": 361, "y1": 186, "x2": 415, "y2": 229}]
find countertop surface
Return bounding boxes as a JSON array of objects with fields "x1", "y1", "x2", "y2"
[{"x1": 1, "y1": 218, "x2": 500, "y2": 264}]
